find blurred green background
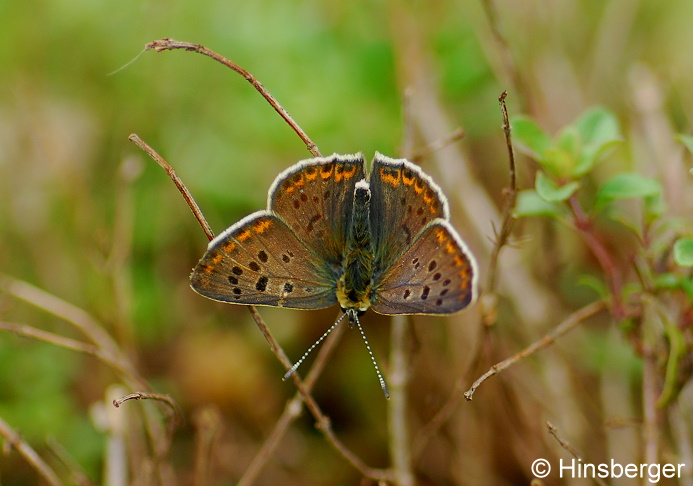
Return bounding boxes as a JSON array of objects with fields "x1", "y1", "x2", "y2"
[{"x1": 2, "y1": 0, "x2": 693, "y2": 485}]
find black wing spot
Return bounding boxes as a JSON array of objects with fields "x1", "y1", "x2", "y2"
[
  {"x1": 228, "y1": 275, "x2": 238, "y2": 285},
  {"x1": 436, "y1": 299, "x2": 443, "y2": 306},
  {"x1": 442, "y1": 279, "x2": 451, "y2": 286},
  {"x1": 440, "y1": 288, "x2": 449, "y2": 296},
  {"x1": 421, "y1": 286, "x2": 430, "y2": 300},
  {"x1": 232, "y1": 266, "x2": 243, "y2": 276},
  {"x1": 249, "y1": 261, "x2": 260, "y2": 271},
  {"x1": 256, "y1": 276, "x2": 268, "y2": 292},
  {"x1": 233, "y1": 287, "x2": 242, "y2": 295},
  {"x1": 293, "y1": 199, "x2": 301, "y2": 209},
  {"x1": 283, "y1": 282, "x2": 293, "y2": 293},
  {"x1": 432, "y1": 272, "x2": 442, "y2": 281},
  {"x1": 258, "y1": 250, "x2": 268, "y2": 262},
  {"x1": 282, "y1": 254, "x2": 291, "y2": 263},
  {"x1": 403, "y1": 289, "x2": 411, "y2": 299},
  {"x1": 428, "y1": 260, "x2": 437, "y2": 272}
]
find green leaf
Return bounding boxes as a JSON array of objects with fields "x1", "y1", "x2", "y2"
[
  {"x1": 514, "y1": 189, "x2": 563, "y2": 218},
  {"x1": 653, "y1": 273, "x2": 679, "y2": 290},
  {"x1": 535, "y1": 171, "x2": 580, "y2": 202},
  {"x1": 674, "y1": 237, "x2": 693, "y2": 267},
  {"x1": 644, "y1": 193, "x2": 666, "y2": 221},
  {"x1": 595, "y1": 173, "x2": 662, "y2": 208},
  {"x1": 572, "y1": 107, "x2": 622, "y2": 176},
  {"x1": 556, "y1": 126, "x2": 580, "y2": 158},
  {"x1": 678, "y1": 134, "x2": 693, "y2": 155},
  {"x1": 654, "y1": 273, "x2": 693, "y2": 299},
  {"x1": 511, "y1": 116, "x2": 552, "y2": 160},
  {"x1": 573, "y1": 139, "x2": 622, "y2": 177},
  {"x1": 542, "y1": 147, "x2": 575, "y2": 177},
  {"x1": 575, "y1": 107, "x2": 620, "y2": 146}
]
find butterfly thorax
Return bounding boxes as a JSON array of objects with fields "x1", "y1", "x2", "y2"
[{"x1": 336, "y1": 181, "x2": 374, "y2": 313}]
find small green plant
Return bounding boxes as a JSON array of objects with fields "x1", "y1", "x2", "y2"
[{"x1": 513, "y1": 106, "x2": 693, "y2": 407}]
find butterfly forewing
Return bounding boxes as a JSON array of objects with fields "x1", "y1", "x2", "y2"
[
  {"x1": 371, "y1": 220, "x2": 476, "y2": 315},
  {"x1": 190, "y1": 212, "x2": 337, "y2": 309},
  {"x1": 369, "y1": 153, "x2": 449, "y2": 272},
  {"x1": 269, "y1": 154, "x2": 366, "y2": 268}
]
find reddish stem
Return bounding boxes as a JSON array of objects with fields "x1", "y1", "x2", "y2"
[{"x1": 568, "y1": 195, "x2": 626, "y2": 320}]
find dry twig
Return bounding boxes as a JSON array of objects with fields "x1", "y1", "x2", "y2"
[{"x1": 464, "y1": 300, "x2": 606, "y2": 400}]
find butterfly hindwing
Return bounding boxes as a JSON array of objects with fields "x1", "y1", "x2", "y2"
[
  {"x1": 190, "y1": 212, "x2": 337, "y2": 309},
  {"x1": 269, "y1": 153, "x2": 366, "y2": 268},
  {"x1": 371, "y1": 220, "x2": 476, "y2": 315}
]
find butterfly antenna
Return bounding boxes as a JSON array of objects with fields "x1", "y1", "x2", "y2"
[
  {"x1": 353, "y1": 313, "x2": 390, "y2": 399},
  {"x1": 283, "y1": 313, "x2": 347, "y2": 381}
]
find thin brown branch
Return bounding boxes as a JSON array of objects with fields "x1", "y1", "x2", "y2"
[
  {"x1": 144, "y1": 38, "x2": 321, "y2": 157},
  {"x1": 238, "y1": 319, "x2": 346, "y2": 486},
  {"x1": 546, "y1": 422, "x2": 609, "y2": 486},
  {"x1": 245, "y1": 305, "x2": 393, "y2": 482},
  {"x1": 417, "y1": 285, "x2": 582, "y2": 456},
  {"x1": 546, "y1": 422, "x2": 583, "y2": 459},
  {"x1": 0, "y1": 321, "x2": 100, "y2": 356},
  {"x1": 464, "y1": 300, "x2": 606, "y2": 401},
  {"x1": 0, "y1": 277, "x2": 150, "y2": 392},
  {"x1": 113, "y1": 393, "x2": 183, "y2": 425},
  {"x1": 482, "y1": 91, "x2": 518, "y2": 325},
  {"x1": 129, "y1": 134, "x2": 215, "y2": 242},
  {"x1": 0, "y1": 277, "x2": 175, "y2": 479},
  {"x1": 0, "y1": 415, "x2": 62, "y2": 486},
  {"x1": 388, "y1": 314, "x2": 414, "y2": 486}
]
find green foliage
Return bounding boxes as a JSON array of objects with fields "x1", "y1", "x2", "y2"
[
  {"x1": 595, "y1": 173, "x2": 662, "y2": 207},
  {"x1": 514, "y1": 189, "x2": 565, "y2": 218},
  {"x1": 514, "y1": 106, "x2": 693, "y2": 415},
  {"x1": 514, "y1": 108, "x2": 664, "y2": 225},
  {"x1": 512, "y1": 107, "x2": 621, "y2": 179},
  {"x1": 535, "y1": 171, "x2": 580, "y2": 202},
  {"x1": 674, "y1": 237, "x2": 693, "y2": 266},
  {"x1": 678, "y1": 134, "x2": 693, "y2": 155}
]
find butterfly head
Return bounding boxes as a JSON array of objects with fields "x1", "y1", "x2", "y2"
[{"x1": 336, "y1": 276, "x2": 372, "y2": 315}]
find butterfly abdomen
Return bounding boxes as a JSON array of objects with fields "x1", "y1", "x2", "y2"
[{"x1": 336, "y1": 180, "x2": 374, "y2": 312}]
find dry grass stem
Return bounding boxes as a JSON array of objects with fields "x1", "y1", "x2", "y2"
[
  {"x1": 0, "y1": 416, "x2": 62, "y2": 486},
  {"x1": 465, "y1": 300, "x2": 606, "y2": 400},
  {"x1": 144, "y1": 38, "x2": 321, "y2": 157}
]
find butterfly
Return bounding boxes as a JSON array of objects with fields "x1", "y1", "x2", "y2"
[{"x1": 190, "y1": 152, "x2": 478, "y2": 396}]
